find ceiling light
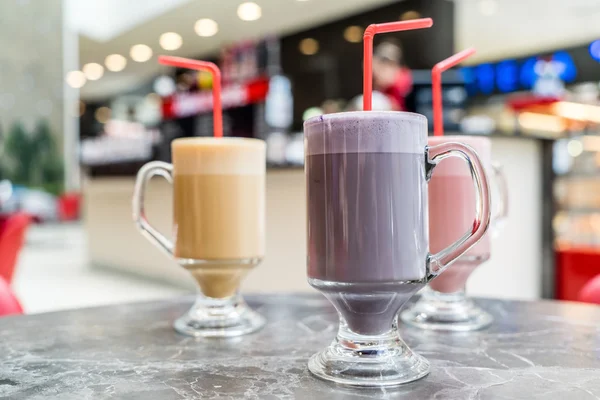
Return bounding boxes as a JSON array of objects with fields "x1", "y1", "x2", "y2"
[
  {"x1": 159, "y1": 32, "x2": 183, "y2": 51},
  {"x1": 82, "y1": 63, "x2": 104, "y2": 81},
  {"x1": 237, "y1": 2, "x2": 262, "y2": 21},
  {"x1": 65, "y1": 71, "x2": 86, "y2": 89},
  {"x1": 194, "y1": 18, "x2": 218, "y2": 37},
  {"x1": 553, "y1": 101, "x2": 588, "y2": 121},
  {"x1": 130, "y1": 44, "x2": 153, "y2": 62},
  {"x1": 344, "y1": 26, "x2": 363, "y2": 43},
  {"x1": 299, "y1": 38, "x2": 319, "y2": 55},
  {"x1": 553, "y1": 101, "x2": 600, "y2": 124},
  {"x1": 518, "y1": 112, "x2": 566, "y2": 133},
  {"x1": 105, "y1": 54, "x2": 127, "y2": 72},
  {"x1": 95, "y1": 107, "x2": 111, "y2": 124},
  {"x1": 400, "y1": 10, "x2": 421, "y2": 21},
  {"x1": 478, "y1": 0, "x2": 498, "y2": 16}
]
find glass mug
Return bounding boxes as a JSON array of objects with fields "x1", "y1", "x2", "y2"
[
  {"x1": 305, "y1": 111, "x2": 491, "y2": 386},
  {"x1": 401, "y1": 136, "x2": 509, "y2": 331},
  {"x1": 133, "y1": 137, "x2": 266, "y2": 337}
]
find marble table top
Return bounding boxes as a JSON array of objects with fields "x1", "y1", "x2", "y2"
[{"x1": 1, "y1": 294, "x2": 600, "y2": 399}]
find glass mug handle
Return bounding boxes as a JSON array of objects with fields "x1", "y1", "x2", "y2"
[
  {"x1": 132, "y1": 161, "x2": 174, "y2": 256},
  {"x1": 425, "y1": 142, "x2": 491, "y2": 279}
]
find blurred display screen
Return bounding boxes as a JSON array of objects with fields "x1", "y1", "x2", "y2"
[
  {"x1": 462, "y1": 50, "x2": 578, "y2": 96},
  {"x1": 461, "y1": 41, "x2": 600, "y2": 98}
]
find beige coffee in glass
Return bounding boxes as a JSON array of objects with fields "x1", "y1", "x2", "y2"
[
  {"x1": 133, "y1": 137, "x2": 266, "y2": 337},
  {"x1": 173, "y1": 138, "x2": 265, "y2": 298}
]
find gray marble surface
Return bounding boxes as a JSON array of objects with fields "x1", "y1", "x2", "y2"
[{"x1": 1, "y1": 294, "x2": 600, "y2": 399}]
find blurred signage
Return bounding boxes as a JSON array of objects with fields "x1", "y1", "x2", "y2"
[
  {"x1": 462, "y1": 51, "x2": 578, "y2": 96},
  {"x1": 161, "y1": 78, "x2": 269, "y2": 119},
  {"x1": 81, "y1": 121, "x2": 159, "y2": 166}
]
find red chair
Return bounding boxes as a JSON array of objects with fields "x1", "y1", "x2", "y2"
[
  {"x1": 556, "y1": 248, "x2": 600, "y2": 301},
  {"x1": 0, "y1": 213, "x2": 31, "y2": 284},
  {"x1": 0, "y1": 276, "x2": 22, "y2": 316},
  {"x1": 578, "y1": 274, "x2": 600, "y2": 304},
  {"x1": 57, "y1": 192, "x2": 81, "y2": 221}
]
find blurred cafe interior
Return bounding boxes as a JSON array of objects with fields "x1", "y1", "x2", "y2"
[{"x1": 1, "y1": 0, "x2": 600, "y2": 312}]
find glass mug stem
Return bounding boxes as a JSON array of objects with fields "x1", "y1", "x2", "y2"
[
  {"x1": 401, "y1": 285, "x2": 493, "y2": 331},
  {"x1": 132, "y1": 138, "x2": 265, "y2": 337},
  {"x1": 174, "y1": 290, "x2": 264, "y2": 338},
  {"x1": 308, "y1": 315, "x2": 430, "y2": 387}
]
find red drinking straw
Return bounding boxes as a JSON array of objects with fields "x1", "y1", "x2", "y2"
[
  {"x1": 432, "y1": 48, "x2": 476, "y2": 137},
  {"x1": 158, "y1": 56, "x2": 223, "y2": 138},
  {"x1": 363, "y1": 18, "x2": 433, "y2": 111}
]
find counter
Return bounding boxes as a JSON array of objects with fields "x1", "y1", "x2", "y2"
[{"x1": 1, "y1": 294, "x2": 599, "y2": 399}]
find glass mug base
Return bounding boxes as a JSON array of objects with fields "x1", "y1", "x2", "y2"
[
  {"x1": 400, "y1": 288, "x2": 493, "y2": 332},
  {"x1": 308, "y1": 279, "x2": 429, "y2": 386},
  {"x1": 174, "y1": 293, "x2": 266, "y2": 338},
  {"x1": 308, "y1": 320, "x2": 430, "y2": 387},
  {"x1": 174, "y1": 257, "x2": 265, "y2": 338}
]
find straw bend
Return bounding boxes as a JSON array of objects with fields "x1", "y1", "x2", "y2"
[
  {"x1": 362, "y1": 18, "x2": 434, "y2": 111},
  {"x1": 363, "y1": 24, "x2": 378, "y2": 40},
  {"x1": 432, "y1": 48, "x2": 476, "y2": 76},
  {"x1": 432, "y1": 48, "x2": 476, "y2": 136},
  {"x1": 158, "y1": 55, "x2": 223, "y2": 138}
]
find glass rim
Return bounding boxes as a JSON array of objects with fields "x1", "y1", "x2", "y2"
[
  {"x1": 172, "y1": 136, "x2": 264, "y2": 145},
  {"x1": 304, "y1": 111, "x2": 427, "y2": 128},
  {"x1": 172, "y1": 136, "x2": 265, "y2": 150}
]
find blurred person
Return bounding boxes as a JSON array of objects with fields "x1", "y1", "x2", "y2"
[{"x1": 372, "y1": 40, "x2": 413, "y2": 111}]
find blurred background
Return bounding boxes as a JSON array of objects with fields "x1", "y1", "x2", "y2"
[{"x1": 1, "y1": 0, "x2": 599, "y2": 313}]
